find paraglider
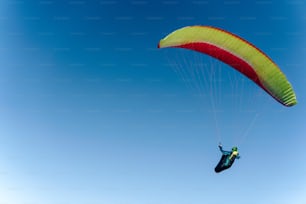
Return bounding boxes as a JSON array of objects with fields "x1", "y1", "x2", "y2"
[
  {"x1": 215, "y1": 143, "x2": 240, "y2": 173},
  {"x1": 158, "y1": 25, "x2": 297, "y2": 107},
  {"x1": 158, "y1": 25, "x2": 297, "y2": 172}
]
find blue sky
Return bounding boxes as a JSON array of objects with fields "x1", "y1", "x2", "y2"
[{"x1": 0, "y1": 1, "x2": 305, "y2": 203}]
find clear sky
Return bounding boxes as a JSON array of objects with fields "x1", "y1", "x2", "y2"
[{"x1": 0, "y1": 1, "x2": 305, "y2": 203}]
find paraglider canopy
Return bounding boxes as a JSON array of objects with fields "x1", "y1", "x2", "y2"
[{"x1": 158, "y1": 25, "x2": 297, "y2": 107}]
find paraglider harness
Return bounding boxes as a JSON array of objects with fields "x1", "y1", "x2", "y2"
[{"x1": 215, "y1": 144, "x2": 240, "y2": 173}]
